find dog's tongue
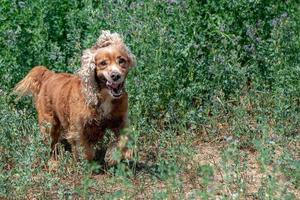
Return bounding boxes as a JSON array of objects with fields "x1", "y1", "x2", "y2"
[{"x1": 106, "y1": 81, "x2": 119, "y2": 89}]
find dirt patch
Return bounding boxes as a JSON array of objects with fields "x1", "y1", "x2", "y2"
[{"x1": 186, "y1": 140, "x2": 300, "y2": 198}]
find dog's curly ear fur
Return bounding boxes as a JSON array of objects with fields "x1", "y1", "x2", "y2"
[
  {"x1": 78, "y1": 49, "x2": 98, "y2": 106},
  {"x1": 78, "y1": 30, "x2": 136, "y2": 106}
]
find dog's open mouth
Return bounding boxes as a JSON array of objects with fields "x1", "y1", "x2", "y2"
[{"x1": 106, "y1": 81, "x2": 124, "y2": 98}]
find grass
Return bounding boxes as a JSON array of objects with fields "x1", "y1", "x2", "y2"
[{"x1": 1, "y1": 0, "x2": 300, "y2": 199}]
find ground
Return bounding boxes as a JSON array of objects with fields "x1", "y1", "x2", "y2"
[{"x1": 23, "y1": 134, "x2": 299, "y2": 199}]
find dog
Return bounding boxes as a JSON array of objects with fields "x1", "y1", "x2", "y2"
[{"x1": 14, "y1": 31, "x2": 135, "y2": 164}]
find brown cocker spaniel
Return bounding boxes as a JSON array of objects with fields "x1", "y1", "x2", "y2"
[{"x1": 14, "y1": 31, "x2": 135, "y2": 164}]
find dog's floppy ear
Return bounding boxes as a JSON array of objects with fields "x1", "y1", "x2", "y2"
[
  {"x1": 78, "y1": 49, "x2": 99, "y2": 106},
  {"x1": 126, "y1": 46, "x2": 136, "y2": 68}
]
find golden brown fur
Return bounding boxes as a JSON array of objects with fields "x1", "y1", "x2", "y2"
[{"x1": 14, "y1": 31, "x2": 135, "y2": 163}]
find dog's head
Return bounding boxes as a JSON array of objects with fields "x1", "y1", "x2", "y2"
[{"x1": 79, "y1": 31, "x2": 136, "y2": 106}]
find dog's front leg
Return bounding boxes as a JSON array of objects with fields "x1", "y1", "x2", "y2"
[
  {"x1": 71, "y1": 142, "x2": 79, "y2": 161},
  {"x1": 82, "y1": 141, "x2": 95, "y2": 161},
  {"x1": 112, "y1": 128, "x2": 133, "y2": 161},
  {"x1": 67, "y1": 126, "x2": 82, "y2": 161}
]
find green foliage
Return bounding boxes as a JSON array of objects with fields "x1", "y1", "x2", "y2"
[
  {"x1": 280, "y1": 151, "x2": 300, "y2": 189},
  {"x1": 0, "y1": 0, "x2": 299, "y2": 198},
  {"x1": 197, "y1": 164, "x2": 214, "y2": 187}
]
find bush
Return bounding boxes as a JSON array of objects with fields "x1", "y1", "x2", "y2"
[{"x1": 1, "y1": 1, "x2": 299, "y2": 133}]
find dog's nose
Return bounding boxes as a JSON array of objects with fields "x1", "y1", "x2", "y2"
[{"x1": 111, "y1": 71, "x2": 121, "y2": 81}]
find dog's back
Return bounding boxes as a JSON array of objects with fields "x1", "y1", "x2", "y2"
[
  {"x1": 14, "y1": 66, "x2": 83, "y2": 134},
  {"x1": 36, "y1": 71, "x2": 84, "y2": 129}
]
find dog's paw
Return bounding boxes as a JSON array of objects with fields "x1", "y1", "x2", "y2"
[
  {"x1": 104, "y1": 142, "x2": 119, "y2": 167},
  {"x1": 122, "y1": 148, "x2": 133, "y2": 160},
  {"x1": 104, "y1": 139, "x2": 134, "y2": 167}
]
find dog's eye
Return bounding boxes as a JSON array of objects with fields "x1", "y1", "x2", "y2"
[
  {"x1": 99, "y1": 61, "x2": 107, "y2": 66},
  {"x1": 118, "y1": 58, "x2": 126, "y2": 65}
]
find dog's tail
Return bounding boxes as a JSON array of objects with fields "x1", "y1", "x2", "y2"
[{"x1": 14, "y1": 66, "x2": 53, "y2": 99}]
